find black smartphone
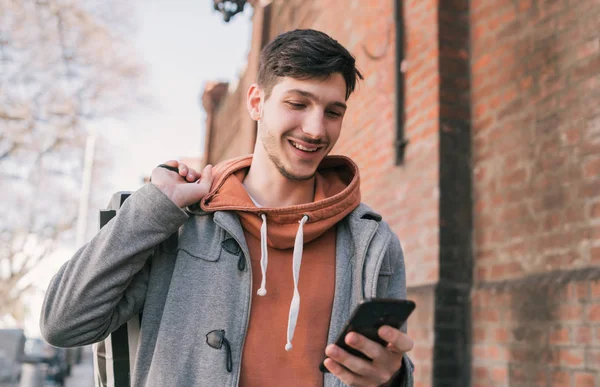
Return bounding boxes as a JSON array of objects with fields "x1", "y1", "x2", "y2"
[{"x1": 319, "y1": 298, "x2": 416, "y2": 373}]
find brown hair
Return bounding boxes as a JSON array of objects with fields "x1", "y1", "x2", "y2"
[{"x1": 257, "y1": 29, "x2": 363, "y2": 100}]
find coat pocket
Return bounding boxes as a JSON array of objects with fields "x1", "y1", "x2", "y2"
[
  {"x1": 176, "y1": 217, "x2": 225, "y2": 262},
  {"x1": 177, "y1": 247, "x2": 221, "y2": 262}
]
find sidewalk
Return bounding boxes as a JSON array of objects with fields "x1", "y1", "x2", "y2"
[{"x1": 64, "y1": 349, "x2": 94, "y2": 387}]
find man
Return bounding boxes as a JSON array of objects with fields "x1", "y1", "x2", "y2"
[{"x1": 41, "y1": 29, "x2": 414, "y2": 386}]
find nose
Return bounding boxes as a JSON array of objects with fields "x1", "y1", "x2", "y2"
[{"x1": 301, "y1": 110, "x2": 326, "y2": 140}]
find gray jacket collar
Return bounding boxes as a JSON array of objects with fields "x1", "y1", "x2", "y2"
[{"x1": 211, "y1": 203, "x2": 382, "y2": 260}]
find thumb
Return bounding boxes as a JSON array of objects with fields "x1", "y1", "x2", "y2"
[
  {"x1": 194, "y1": 164, "x2": 214, "y2": 197},
  {"x1": 178, "y1": 165, "x2": 213, "y2": 207}
]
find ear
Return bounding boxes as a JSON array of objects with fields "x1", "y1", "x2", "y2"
[{"x1": 247, "y1": 83, "x2": 263, "y2": 121}]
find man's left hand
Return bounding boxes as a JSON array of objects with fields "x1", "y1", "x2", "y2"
[{"x1": 324, "y1": 326, "x2": 414, "y2": 387}]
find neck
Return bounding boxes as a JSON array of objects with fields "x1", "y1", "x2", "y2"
[{"x1": 244, "y1": 153, "x2": 316, "y2": 208}]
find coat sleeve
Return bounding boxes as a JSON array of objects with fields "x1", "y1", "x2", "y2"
[
  {"x1": 40, "y1": 183, "x2": 189, "y2": 348},
  {"x1": 383, "y1": 232, "x2": 414, "y2": 387}
]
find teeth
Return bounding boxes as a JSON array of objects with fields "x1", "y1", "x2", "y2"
[{"x1": 291, "y1": 141, "x2": 318, "y2": 152}]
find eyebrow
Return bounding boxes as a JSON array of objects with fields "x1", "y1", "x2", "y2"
[{"x1": 284, "y1": 89, "x2": 347, "y2": 110}]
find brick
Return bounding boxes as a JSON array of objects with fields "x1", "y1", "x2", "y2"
[
  {"x1": 562, "y1": 127, "x2": 581, "y2": 145},
  {"x1": 413, "y1": 346, "x2": 432, "y2": 361},
  {"x1": 575, "y1": 326, "x2": 593, "y2": 345},
  {"x1": 511, "y1": 347, "x2": 539, "y2": 363},
  {"x1": 473, "y1": 366, "x2": 488, "y2": 380},
  {"x1": 565, "y1": 205, "x2": 586, "y2": 224},
  {"x1": 573, "y1": 372, "x2": 596, "y2": 387},
  {"x1": 491, "y1": 366, "x2": 508, "y2": 383},
  {"x1": 567, "y1": 282, "x2": 590, "y2": 301},
  {"x1": 489, "y1": 262, "x2": 522, "y2": 280},
  {"x1": 590, "y1": 201, "x2": 600, "y2": 220},
  {"x1": 557, "y1": 305, "x2": 584, "y2": 322},
  {"x1": 590, "y1": 246, "x2": 600, "y2": 264},
  {"x1": 473, "y1": 327, "x2": 487, "y2": 343},
  {"x1": 588, "y1": 304, "x2": 600, "y2": 322},
  {"x1": 591, "y1": 224, "x2": 600, "y2": 245},
  {"x1": 583, "y1": 156, "x2": 600, "y2": 180},
  {"x1": 549, "y1": 327, "x2": 570, "y2": 345},
  {"x1": 551, "y1": 370, "x2": 569, "y2": 386},
  {"x1": 554, "y1": 348, "x2": 585, "y2": 368},
  {"x1": 490, "y1": 345, "x2": 509, "y2": 362},
  {"x1": 473, "y1": 308, "x2": 500, "y2": 323},
  {"x1": 573, "y1": 56, "x2": 600, "y2": 83},
  {"x1": 592, "y1": 281, "x2": 600, "y2": 299},
  {"x1": 582, "y1": 132, "x2": 600, "y2": 156},
  {"x1": 494, "y1": 327, "x2": 510, "y2": 343},
  {"x1": 542, "y1": 252, "x2": 578, "y2": 271},
  {"x1": 502, "y1": 167, "x2": 528, "y2": 187},
  {"x1": 588, "y1": 349, "x2": 600, "y2": 368},
  {"x1": 534, "y1": 369, "x2": 547, "y2": 386},
  {"x1": 540, "y1": 211, "x2": 564, "y2": 232},
  {"x1": 472, "y1": 345, "x2": 486, "y2": 361},
  {"x1": 509, "y1": 365, "x2": 527, "y2": 384}
]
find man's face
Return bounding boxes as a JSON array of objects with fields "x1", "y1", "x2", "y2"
[{"x1": 254, "y1": 74, "x2": 348, "y2": 180}]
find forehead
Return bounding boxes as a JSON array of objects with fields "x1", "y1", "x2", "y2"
[{"x1": 269, "y1": 74, "x2": 347, "y2": 103}]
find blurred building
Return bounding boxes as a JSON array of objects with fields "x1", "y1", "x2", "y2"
[{"x1": 203, "y1": 0, "x2": 600, "y2": 386}]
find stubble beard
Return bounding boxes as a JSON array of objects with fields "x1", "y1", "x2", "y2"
[{"x1": 260, "y1": 124, "x2": 318, "y2": 181}]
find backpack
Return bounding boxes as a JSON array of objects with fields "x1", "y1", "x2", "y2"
[{"x1": 92, "y1": 191, "x2": 138, "y2": 387}]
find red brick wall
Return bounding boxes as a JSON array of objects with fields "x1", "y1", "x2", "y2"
[
  {"x1": 205, "y1": 81, "x2": 253, "y2": 163},
  {"x1": 471, "y1": 0, "x2": 600, "y2": 385},
  {"x1": 472, "y1": 0, "x2": 599, "y2": 283},
  {"x1": 201, "y1": 0, "x2": 600, "y2": 385},
  {"x1": 472, "y1": 279, "x2": 600, "y2": 387}
]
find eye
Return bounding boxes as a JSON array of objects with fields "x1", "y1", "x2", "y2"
[
  {"x1": 286, "y1": 102, "x2": 306, "y2": 109},
  {"x1": 326, "y1": 110, "x2": 342, "y2": 118}
]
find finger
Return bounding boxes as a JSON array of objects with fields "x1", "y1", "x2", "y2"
[
  {"x1": 196, "y1": 165, "x2": 213, "y2": 196},
  {"x1": 178, "y1": 163, "x2": 188, "y2": 177},
  {"x1": 378, "y1": 326, "x2": 414, "y2": 354},
  {"x1": 186, "y1": 167, "x2": 198, "y2": 182},
  {"x1": 196, "y1": 164, "x2": 213, "y2": 192},
  {"x1": 151, "y1": 161, "x2": 180, "y2": 181},
  {"x1": 345, "y1": 332, "x2": 386, "y2": 361},
  {"x1": 177, "y1": 165, "x2": 213, "y2": 205},
  {"x1": 185, "y1": 171, "x2": 196, "y2": 182},
  {"x1": 323, "y1": 358, "x2": 366, "y2": 387},
  {"x1": 325, "y1": 344, "x2": 375, "y2": 379}
]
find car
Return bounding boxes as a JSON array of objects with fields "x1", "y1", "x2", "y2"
[
  {"x1": 0, "y1": 329, "x2": 26, "y2": 386},
  {"x1": 24, "y1": 338, "x2": 68, "y2": 386}
]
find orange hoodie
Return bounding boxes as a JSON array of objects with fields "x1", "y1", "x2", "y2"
[{"x1": 201, "y1": 155, "x2": 361, "y2": 387}]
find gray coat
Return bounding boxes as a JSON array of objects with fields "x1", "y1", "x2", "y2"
[{"x1": 40, "y1": 183, "x2": 414, "y2": 386}]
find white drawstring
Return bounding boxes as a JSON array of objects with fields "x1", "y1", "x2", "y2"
[
  {"x1": 254, "y1": 212, "x2": 309, "y2": 351},
  {"x1": 285, "y1": 215, "x2": 309, "y2": 351},
  {"x1": 257, "y1": 214, "x2": 268, "y2": 296}
]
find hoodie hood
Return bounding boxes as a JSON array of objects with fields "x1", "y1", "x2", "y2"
[{"x1": 200, "y1": 154, "x2": 361, "y2": 250}]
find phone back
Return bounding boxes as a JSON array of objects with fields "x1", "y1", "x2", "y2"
[{"x1": 347, "y1": 299, "x2": 415, "y2": 346}]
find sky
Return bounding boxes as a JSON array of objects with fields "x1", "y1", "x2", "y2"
[
  {"x1": 18, "y1": 0, "x2": 253, "y2": 337},
  {"x1": 105, "y1": 0, "x2": 252, "y2": 190}
]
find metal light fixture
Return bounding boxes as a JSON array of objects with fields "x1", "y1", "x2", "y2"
[{"x1": 213, "y1": 0, "x2": 247, "y2": 22}]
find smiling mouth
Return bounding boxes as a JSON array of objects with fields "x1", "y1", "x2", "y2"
[{"x1": 289, "y1": 140, "x2": 323, "y2": 153}]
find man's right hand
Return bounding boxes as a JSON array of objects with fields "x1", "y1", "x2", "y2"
[{"x1": 151, "y1": 160, "x2": 214, "y2": 208}]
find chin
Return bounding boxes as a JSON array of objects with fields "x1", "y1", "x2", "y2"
[
  {"x1": 283, "y1": 170, "x2": 317, "y2": 181},
  {"x1": 278, "y1": 164, "x2": 317, "y2": 181}
]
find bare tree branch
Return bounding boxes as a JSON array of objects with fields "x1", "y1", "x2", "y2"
[{"x1": 0, "y1": 0, "x2": 144, "y2": 322}]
